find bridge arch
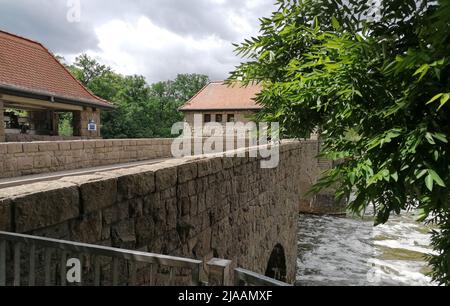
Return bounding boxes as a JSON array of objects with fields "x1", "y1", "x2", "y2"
[{"x1": 265, "y1": 244, "x2": 287, "y2": 282}]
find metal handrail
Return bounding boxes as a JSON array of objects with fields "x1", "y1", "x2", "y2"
[
  {"x1": 0, "y1": 231, "x2": 202, "y2": 286},
  {"x1": 234, "y1": 268, "x2": 292, "y2": 286}
]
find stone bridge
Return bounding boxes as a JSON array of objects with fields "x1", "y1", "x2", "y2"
[{"x1": 0, "y1": 139, "x2": 339, "y2": 284}]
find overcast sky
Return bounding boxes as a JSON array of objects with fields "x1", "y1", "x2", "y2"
[{"x1": 0, "y1": 0, "x2": 277, "y2": 83}]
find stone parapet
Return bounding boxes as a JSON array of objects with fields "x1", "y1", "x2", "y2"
[
  {"x1": 0, "y1": 141, "x2": 303, "y2": 284},
  {"x1": 0, "y1": 138, "x2": 174, "y2": 179}
]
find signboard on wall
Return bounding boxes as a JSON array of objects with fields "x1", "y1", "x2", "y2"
[{"x1": 88, "y1": 120, "x2": 97, "y2": 132}]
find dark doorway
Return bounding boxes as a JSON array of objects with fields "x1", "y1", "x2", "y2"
[{"x1": 265, "y1": 244, "x2": 287, "y2": 282}]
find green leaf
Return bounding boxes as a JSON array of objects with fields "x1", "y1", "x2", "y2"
[
  {"x1": 437, "y1": 93, "x2": 449, "y2": 111},
  {"x1": 426, "y1": 93, "x2": 444, "y2": 105},
  {"x1": 331, "y1": 16, "x2": 341, "y2": 30},
  {"x1": 432, "y1": 133, "x2": 448, "y2": 143},
  {"x1": 349, "y1": 172, "x2": 356, "y2": 185},
  {"x1": 416, "y1": 169, "x2": 427, "y2": 179},
  {"x1": 425, "y1": 174, "x2": 434, "y2": 191},
  {"x1": 413, "y1": 64, "x2": 429, "y2": 81},
  {"x1": 428, "y1": 169, "x2": 446, "y2": 188},
  {"x1": 415, "y1": 208, "x2": 429, "y2": 223},
  {"x1": 391, "y1": 172, "x2": 399, "y2": 182},
  {"x1": 425, "y1": 132, "x2": 436, "y2": 145},
  {"x1": 259, "y1": 50, "x2": 270, "y2": 60}
]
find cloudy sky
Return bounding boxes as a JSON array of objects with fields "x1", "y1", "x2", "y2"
[{"x1": 0, "y1": 0, "x2": 277, "y2": 83}]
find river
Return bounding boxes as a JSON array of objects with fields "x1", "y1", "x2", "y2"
[{"x1": 296, "y1": 210, "x2": 437, "y2": 286}]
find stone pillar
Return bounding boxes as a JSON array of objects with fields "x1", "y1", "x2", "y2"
[
  {"x1": 207, "y1": 258, "x2": 233, "y2": 286},
  {"x1": 73, "y1": 107, "x2": 101, "y2": 139},
  {"x1": 0, "y1": 100, "x2": 5, "y2": 142}
]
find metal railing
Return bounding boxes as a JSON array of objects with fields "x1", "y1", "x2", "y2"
[
  {"x1": 0, "y1": 231, "x2": 202, "y2": 286},
  {"x1": 206, "y1": 258, "x2": 291, "y2": 286},
  {"x1": 234, "y1": 268, "x2": 292, "y2": 286},
  {"x1": 0, "y1": 231, "x2": 291, "y2": 287}
]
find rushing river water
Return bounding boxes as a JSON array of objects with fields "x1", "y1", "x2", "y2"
[{"x1": 296, "y1": 211, "x2": 437, "y2": 286}]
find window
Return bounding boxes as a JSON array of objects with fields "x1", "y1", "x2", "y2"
[
  {"x1": 204, "y1": 114, "x2": 211, "y2": 123},
  {"x1": 215, "y1": 114, "x2": 223, "y2": 123},
  {"x1": 227, "y1": 114, "x2": 235, "y2": 122}
]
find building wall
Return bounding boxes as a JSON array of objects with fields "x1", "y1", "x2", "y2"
[
  {"x1": 0, "y1": 141, "x2": 303, "y2": 284},
  {"x1": 183, "y1": 110, "x2": 257, "y2": 127}
]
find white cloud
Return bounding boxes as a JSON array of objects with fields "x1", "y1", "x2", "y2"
[
  {"x1": 83, "y1": 16, "x2": 237, "y2": 82},
  {"x1": 0, "y1": 0, "x2": 277, "y2": 83}
]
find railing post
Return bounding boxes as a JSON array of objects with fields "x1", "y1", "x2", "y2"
[
  {"x1": 0, "y1": 240, "x2": 6, "y2": 286},
  {"x1": 13, "y1": 242, "x2": 21, "y2": 286},
  {"x1": 29, "y1": 244, "x2": 36, "y2": 286},
  {"x1": 207, "y1": 258, "x2": 232, "y2": 286}
]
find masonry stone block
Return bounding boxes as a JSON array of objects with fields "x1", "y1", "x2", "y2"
[
  {"x1": 33, "y1": 154, "x2": 52, "y2": 169},
  {"x1": 62, "y1": 175, "x2": 118, "y2": 214},
  {"x1": 32, "y1": 222, "x2": 70, "y2": 240},
  {"x1": 112, "y1": 219, "x2": 136, "y2": 249},
  {"x1": 165, "y1": 198, "x2": 177, "y2": 228},
  {"x1": 155, "y1": 166, "x2": 177, "y2": 191},
  {"x1": 0, "y1": 198, "x2": 12, "y2": 232},
  {"x1": 177, "y1": 162, "x2": 198, "y2": 184},
  {"x1": 116, "y1": 170, "x2": 155, "y2": 200},
  {"x1": 12, "y1": 182, "x2": 79, "y2": 233},
  {"x1": 129, "y1": 198, "x2": 144, "y2": 217},
  {"x1": 197, "y1": 159, "x2": 212, "y2": 177},
  {"x1": 22, "y1": 143, "x2": 39, "y2": 153},
  {"x1": 7, "y1": 143, "x2": 22, "y2": 154},
  {"x1": 70, "y1": 212, "x2": 102, "y2": 243},
  {"x1": 17, "y1": 156, "x2": 33, "y2": 171},
  {"x1": 135, "y1": 215, "x2": 155, "y2": 248},
  {"x1": 102, "y1": 201, "x2": 129, "y2": 225}
]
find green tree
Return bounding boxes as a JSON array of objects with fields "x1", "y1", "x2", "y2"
[
  {"x1": 101, "y1": 75, "x2": 155, "y2": 139},
  {"x1": 230, "y1": 0, "x2": 450, "y2": 284},
  {"x1": 67, "y1": 55, "x2": 208, "y2": 139},
  {"x1": 150, "y1": 74, "x2": 209, "y2": 136},
  {"x1": 70, "y1": 54, "x2": 112, "y2": 87}
]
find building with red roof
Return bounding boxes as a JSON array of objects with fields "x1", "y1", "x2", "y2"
[
  {"x1": 0, "y1": 30, "x2": 115, "y2": 142},
  {"x1": 179, "y1": 81, "x2": 263, "y2": 128}
]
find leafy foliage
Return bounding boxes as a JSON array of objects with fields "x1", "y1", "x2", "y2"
[
  {"x1": 66, "y1": 54, "x2": 209, "y2": 138},
  {"x1": 230, "y1": 0, "x2": 450, "y2": 284}
]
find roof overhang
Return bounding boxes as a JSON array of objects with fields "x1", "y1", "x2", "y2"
[{"x1": 0, "y1": 83, "x2": 116, "y2": 111}]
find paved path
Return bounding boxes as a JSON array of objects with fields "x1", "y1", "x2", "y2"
[{"x1": 0, "y1": 158, "x2": 170, "y2": 189}]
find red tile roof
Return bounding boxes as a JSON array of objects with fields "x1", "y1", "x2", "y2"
[
  {"x1": 179, "y1": 81, "x2": 263, "y2": 111},
  {"x1": 0, "y1": 30, "x2": 114, "y2": 109}
]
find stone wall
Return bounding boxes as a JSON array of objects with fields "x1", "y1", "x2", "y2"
[
  {"x1": 0, "y1": 137, "x2": 268, "y2": 180},
  {"x1": 0, "y1": 141, "x2": 304, "y2": 284},
  {"x1": 297, "y1": 141, "x2": 346, "y2": 215},
  {"x1": 5, "y1": 134, "x2": 87, "y2": 143},
  {"x1": 0, "y1": 139, "x2": 174, "y2": 179}
]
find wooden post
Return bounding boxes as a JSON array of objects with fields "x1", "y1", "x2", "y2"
[
  {"x1": 207, "y1": 258, "x2": 232, "y2": 286},
  {"x1": 50, "y1": 111, "x2": 59, "y2": 136}
]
